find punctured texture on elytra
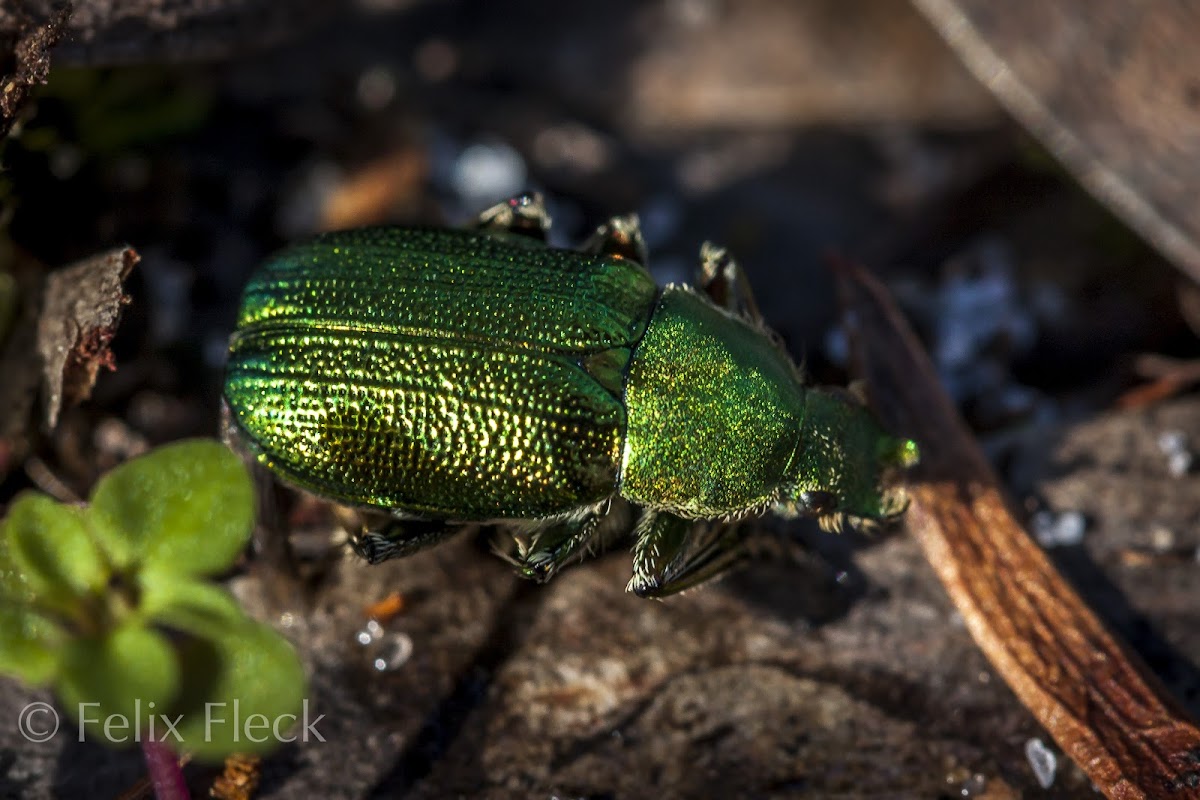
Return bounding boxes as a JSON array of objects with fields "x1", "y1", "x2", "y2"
[{"x1": 225, "y1": 227, "x2": 657, "y2": 518}]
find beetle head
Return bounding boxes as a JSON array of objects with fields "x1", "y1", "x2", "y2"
[{"x1": 777, "y1": 389, "x2": 918, "y2": 531}]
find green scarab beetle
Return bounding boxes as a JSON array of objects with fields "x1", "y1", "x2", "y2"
[{"x1": 224, "y1": 193, "x2": 918, "y2": 597}]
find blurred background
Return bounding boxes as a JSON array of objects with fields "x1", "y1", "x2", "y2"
[{"x1": 1, "y1": 1, "x2": 1199, "y2": 797}]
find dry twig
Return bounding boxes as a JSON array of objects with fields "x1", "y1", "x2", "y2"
[{"x1": 834, "y1": 257, "x2": 1200, "y2": 799}]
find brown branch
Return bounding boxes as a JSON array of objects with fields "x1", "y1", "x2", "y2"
[{"x1": 833, "y1": 257, "x2": 1200, "y2": 799}]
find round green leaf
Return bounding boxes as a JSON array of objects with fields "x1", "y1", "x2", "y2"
[
  {"x1": 0, "y1": 605, "x2": 62, "y2": 684},
  {"x1": 138, "y1": 569, "x2": 247, "y2": 640},
  {"x1": 5, "y1": 493, "x2": 109, "y2": 610},
  {"x1": 169, "y1": 622, "x2": 307, "y2": 761},
  {"x1": 57, "y1": 623, "x2": 180, "y2": 748},
  {"x1": 88, "y1": 439, "x2": 255, "y2": 576},
  {"x1": 0, "y1": 524, "x2": 35, "y2": 603}
]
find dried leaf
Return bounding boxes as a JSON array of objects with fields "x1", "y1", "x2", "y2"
[
  {"x1": 36, "y1": 247, "x2": 137, "y2": 429},
  {"x1": 0, "y1": 1, "x2": 339, "y2": 67},
  {"x1": 834, "y1": 258, "x2": 1200, "y2": 799},
  {"x1": 209, "y1": 753, "x2": 261, "y2": 800},
  {"x1": 0, "y1": 4, "x2": 73, "y2": 139},
  {"x1": 915, "y1": 0, "x2": 1200, "y2": 285},
  {"x1": 625, "y1": 0, "x2": 999, "y2": 130}
]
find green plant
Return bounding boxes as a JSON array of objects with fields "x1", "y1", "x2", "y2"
[{"x1": 0, "y1": 439, "x2": 306, "y2": 762}]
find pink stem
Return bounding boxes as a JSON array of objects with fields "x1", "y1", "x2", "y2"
[{"x1": 141, "y1": 739, "x2": 190, "y2": 800}]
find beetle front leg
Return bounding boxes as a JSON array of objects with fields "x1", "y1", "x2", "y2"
[
  {"x1": 582, "y1": 213, "x2": 648, "y2": 267},
  {"x1": 696, "y1": 242, "x2": 765, "y2": 325},
  {"x1": 627, "y1": 510, "x2": 750, "y2": 598},
  {"x1": 476, "y1": 191, "x2": 551, "y2": 241}
]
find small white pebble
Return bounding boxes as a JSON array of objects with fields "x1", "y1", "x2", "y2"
[
  {"x1": 355, "y1": 619, "x2": 383, "y2": 646},
  {"x1": 1031, "y1": 510, "x2": 1086, "y2": 548},
  {"x1": 1157, "y1": 429, "x2": 1188, "y2": 454},
  {"x1": 1149, "y1": 525, "x2": 1176, "y2": 553},
  {"x1": 1157, "y1": 430, "x2": 1193, "y2": 477},
  {"x1": 1167, "y1": 450, "x2": 1193, "y2": 478},
  {"x1": 373, "y1": 633, "x2": 414, "y2": 672},
  {"x1": 1025, "y1": 737, "x2": 1057, "y2": 789},
  {"x1": 959, "y1": 772, "x2": 988, "y2": 797}
]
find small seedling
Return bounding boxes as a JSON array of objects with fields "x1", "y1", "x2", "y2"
[{"x1": 0, "y1": 440, "x2": 307, "y2": 774}]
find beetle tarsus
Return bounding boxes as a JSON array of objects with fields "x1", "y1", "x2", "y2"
[
  {"x1": 583, "y1": 213, "x2": 648, "y2": 266},
  {"x1": 697, "y1": 241, "x2": 765, "y2": 324},
  {"x1": 352, "y1": 519, "x2": 460, "y2": 564},
  {"x1": 476, "y1": 191, "x2": 551, "y2": 240}
]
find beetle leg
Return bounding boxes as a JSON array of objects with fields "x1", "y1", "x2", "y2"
[
  {"x1": 475, "y1": 191, "x2": 551, "y2": 241},
  {"x1": 220, "y1": 400, "x2": 296, "y2": 571},
  {"x1": 352, "y1": 518, "x2": 461, "y2": 564},
  {"x1": 627, "y1": 510, "x2": 750, "y2": 597},
  {"x1": 501, "y1": 505, "x2": 606, "y2": 583},
  {"x1": 696, "y1": 242, "x2": 765, "y2": 324},
  {"x1": 582, "y1": 213, "x2": 648, "y2": 266}
]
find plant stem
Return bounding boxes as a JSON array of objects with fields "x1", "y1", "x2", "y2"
[{"x1": 142, "y1": 739, "x2": 190, "y2": 800}]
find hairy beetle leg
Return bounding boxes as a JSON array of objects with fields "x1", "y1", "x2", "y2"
[
  {"x1": 583, "y1": 213, "x2": 648, "y2": 267},
  {"x1": 499, "y1": 506, "x2": 607, "y2": 583},
  {"x1": 627, "y1": 511, "x2": 751, "y2": 598},
  {"x1": 697, "y1": 242, "x2": 765, "y2": 325},
  {"x1": 476, "y1": 191, "x2": 551, "y2": 241}
]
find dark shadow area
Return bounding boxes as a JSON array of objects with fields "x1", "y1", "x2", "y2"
[
  {"x1": 0, "y1": 749, "x2": 33, "y2": 798},
  {"x1": 51, "y1": 735, "x2": 153, "y2": 798},
  {"x1": 367, "y1": 579, "x2": 542, "y2": 798},
  {"x1": 722, "y1": 521, "x2": 876, "y2": 627}
]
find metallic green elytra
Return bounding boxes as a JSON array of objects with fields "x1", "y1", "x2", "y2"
[{"x1": 224, "y1": 193, "x2": 918, "y2": 597}]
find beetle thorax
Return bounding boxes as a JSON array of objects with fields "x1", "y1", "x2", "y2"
[{"x1": 618, "y1": 286, "x2": 807, "y2": 519}]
